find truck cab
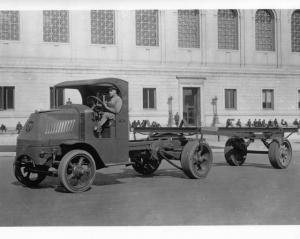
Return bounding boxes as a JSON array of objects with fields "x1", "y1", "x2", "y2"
[{"x1": 14, "y1": 78, "x2": 130, "y2": 192}]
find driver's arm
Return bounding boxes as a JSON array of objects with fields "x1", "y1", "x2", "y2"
[{"x1": 104, "y1": 98, "x2": 122, "y2": 114}]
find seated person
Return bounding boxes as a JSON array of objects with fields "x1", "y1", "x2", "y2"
[{"x1": 94, "y1": 86, "x2": 123, "y2": 134}]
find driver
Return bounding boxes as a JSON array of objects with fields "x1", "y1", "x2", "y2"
[{"x1": 94, "y1": 86, "x2": 123, "y2": 134}]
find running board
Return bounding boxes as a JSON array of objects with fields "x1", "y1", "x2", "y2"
[
  {"x1": 247, "y1": 150, "x2": 268, "y2": 154},
  {"x1": 105, "y1": 162, "x2": 135, "y2": 167}
]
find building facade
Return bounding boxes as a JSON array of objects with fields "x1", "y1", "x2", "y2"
[{"x1": 0, "y1": 9, "x2": 300, "y2": 127}]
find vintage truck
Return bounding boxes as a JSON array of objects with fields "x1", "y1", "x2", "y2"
[
  {"x1": 14, "y1": 78, "x2": 297, "y2": 193},
  {"x1": 14, "y1": 78, "x2": 213, "y2": 192}
]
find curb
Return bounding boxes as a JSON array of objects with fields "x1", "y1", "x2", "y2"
[{"x1": 0, "y1": 152, "x2": 16, "y2": 157}]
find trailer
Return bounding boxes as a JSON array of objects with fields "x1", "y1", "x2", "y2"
[
  {"x1": 217, "y1": 126, "x2": 298, "y2": 168},
  {"x1": 133, "y1": 126, "x2": 298, "y2": 170},
  {"x1": 13, "y1": 78, "x2": 298, "y2": 193}
]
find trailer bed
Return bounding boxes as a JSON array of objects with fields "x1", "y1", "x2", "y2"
[{"x1": 132, "y1": 126, "x2": 298, "y2": 139}]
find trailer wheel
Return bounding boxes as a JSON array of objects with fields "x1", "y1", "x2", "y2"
[
  {"x1": 181, "y1": 141, "x2": 213, "y2": 179},
  {"x1": 14, "y1": 156, "x2": 47, "y2": 187},
  {"x1": 268, "y1": 139, "x2": 292, "y2": 169},
  {"x1": 131, "y1": 150, "x2": 161, "y2": 175},
  {"x1": 58, "y1": 150, "x2": 96, "y2": 193},
  {"x1": 224, "y1": 138, "x2": 247, "y2": 166}
]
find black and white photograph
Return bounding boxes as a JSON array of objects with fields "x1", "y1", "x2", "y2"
[{"x1": 0, "y1": 0, "x2": 300, "y2": 238}]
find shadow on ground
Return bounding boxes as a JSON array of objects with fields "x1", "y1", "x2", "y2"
[
  {"x1": 11, "y1": 167, "x2": 189, "y2": 193},
  {"x1": 213, "y1": 162, "x2": 273, "y2": 169}
]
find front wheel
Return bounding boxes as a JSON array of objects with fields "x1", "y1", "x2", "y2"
[
  {"x1": 14, "y1": 156, "x2": 47, "y2": 187},
  {"x1": 181, "y1": 141, "x2": 213, "y2": 179},
  {"x1": 58, "y1": 150, "x2": 96, "y2": 193}
]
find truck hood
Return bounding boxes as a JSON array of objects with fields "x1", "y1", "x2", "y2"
[{"x1": 17, "y1": 106, "x2": 86, "y2": 146}]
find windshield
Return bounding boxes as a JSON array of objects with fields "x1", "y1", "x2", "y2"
[
  {"x1": 64, "y1": 89, "x2": 82, "y2": 105},
  {"x1": 54, "y1": 84, "x2": 120, "y2": 108}
]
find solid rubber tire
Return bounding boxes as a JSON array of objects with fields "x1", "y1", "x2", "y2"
[
  {"x1": 268, "y1": 139, "x2": 292, "y2": 169},
  {"x1": 181, "y1": 141, "x2": 213, "y2": 179},
  {"x1": 224, "y1": 138, "x2": 247, "y2": 166},
  {"x1": 58, "y1": 149, "x2": 96, "y2": 193},
  {"x1": 131, "y1": 150, "x2": 161, "y2": 175},
  {"x1": 14, "y1": 156, "x2": 47, "y2": 188}
]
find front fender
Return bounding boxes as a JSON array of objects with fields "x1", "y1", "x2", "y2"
[{"x1": 60, "y1": 141, "x2": 105, "y2": 170}]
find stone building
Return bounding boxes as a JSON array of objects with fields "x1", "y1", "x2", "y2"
[{"x1": 0, "y1": 9, "x2": 300, "y2": 127}]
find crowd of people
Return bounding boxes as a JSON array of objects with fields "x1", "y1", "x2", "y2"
[
  {"x1": 226, "y1": 118, "x2": 300, "y2": 128},
  {"x1": 0, "y1": 122, "x2": 23, "y2": 134},
  {"x1": 130, "y1": 120, "x2": 161, "y2": 129}
]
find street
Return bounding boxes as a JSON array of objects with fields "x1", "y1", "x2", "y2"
[{"x1": 0, "y1": 151, "x2": 300, "y2": 226}]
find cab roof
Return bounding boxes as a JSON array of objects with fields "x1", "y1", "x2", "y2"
[
  {"x1": 55, "y1": 78, "x2": 127, "y2": 89},
  {"x1": 54, "y1": 78, "x2": 128, "y2": 104}
]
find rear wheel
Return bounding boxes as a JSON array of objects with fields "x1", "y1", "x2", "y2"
[
  {"x1": 14, "y1": 156, "x2": 47, "y2": 187},
  {"x1": 58, "y1": 150, "x2": 96, "y2": 193},
  {"x1": 131, "y1": 150, "x2": 161, "y2": 175},
  {"x1": 181, "y1": 141, "x2": 213, "y2": 179},
  {"x1": 224, "y1": 138, "x2": 247, "y2": 166},
  {"x1": 268, "y1": 139, "x2": 292, "y2": 169}
]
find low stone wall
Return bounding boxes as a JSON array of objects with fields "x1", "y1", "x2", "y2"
[{"x1": 0, "y1": 132, "x2": 18, "y2": 145}]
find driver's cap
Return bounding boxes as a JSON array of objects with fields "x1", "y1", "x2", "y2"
[{"x1": 108, "y1": 85, "x2": 118, "y2": 91}]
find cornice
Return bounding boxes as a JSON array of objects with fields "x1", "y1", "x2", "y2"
[{"x1": 1, "y1": 57, "x2": 300, "y2": 77}]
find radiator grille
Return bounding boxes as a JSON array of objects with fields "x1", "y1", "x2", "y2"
[{"x1": 45, "y1": 119, "x2": 75, "y2": 135}]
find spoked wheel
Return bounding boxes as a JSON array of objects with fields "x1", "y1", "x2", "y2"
[
  {"x1": 268, "y1": 139, "x2": 292, "y2": 169},
  {"x1": 58, "y1": 150, "x2": 96, "y2": 193},
  {"x1": 131, "y1": 150, "x2": 161, "y2": 175},
  {"x1": 181, "y1": 141, "x2": 213, "y2": 179},
  {"x1": 14, "y1": 156, "x2": 47, "y2": 187},
  {"x1": 224, "y1": 137, "x2": 247, "y2": 166}
]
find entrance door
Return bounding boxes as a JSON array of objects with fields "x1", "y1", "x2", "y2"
[{"x1": 183, "y1": 87, "x2": 200, "y2": 126}]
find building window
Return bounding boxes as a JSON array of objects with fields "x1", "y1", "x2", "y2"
[
  {"x1": 50, "y1": 87, "x2": 64, "y2": 108},
  {"x1": 255, "y1": 10, "x2": 275, "y2": 51},
  {"x1": 0, "y1": 86, "x2": 14, "y2": 110},
  {"x1": 143, "y1": 88, "x2": 156, "y2": 109},
  {"x1": 218, "y1": 10, "x2": 239, "y2": 50},
  {"x1": 91, "y1": 10, "x2": 115, "y2": 45},
  {"x1": 0, "y1": 11, "x2": 19, "y2": 41},
  {"x1": 298, "y1": 90, "x2": 300, "y2": 109},
  {"x1": 43, "y1": 10, "x2": 69, "y2": 43},
  {"x1": 178, "y1": 10, "x2": 200, "y2": 48},
  {"x1": 262, "y1": 89, "x2": 274, "y2": 110},
  {"x1": 136, "y1": 10, "x2": 159, "y2": 46},
  {"x1": 291, "y1": 10, "x2": 300, "y2": 52},
  {"x1": 225, "y1": 89, "x2": 237, "y2": 109}
]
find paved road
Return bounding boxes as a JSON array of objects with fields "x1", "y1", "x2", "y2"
[{"x1": 0, "y1": 152, "x2": 300, "y2": 226}]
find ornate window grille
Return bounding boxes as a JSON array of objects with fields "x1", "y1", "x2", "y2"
[
  {"x1": 43, "y1": 10, "x2": 69, "y2": 43},
  {"x1": 291, "y1": 10, "x2": 300, "y2": 52},
  {"x1": 0, "y1": 11, "x2": 19, "y2": 41},
  {"x1": 136, "y1": 10, "x2": 159, "y2": 46},
  {"x1": 255, "y1": 10, "x2": 275, "y2": 51},
  {"x1": 218, "y1": 10, "x2": 238, "y2": 50},
  {"x1": 178, "y1": 10, "x2": 200, "y2": 48},
  {"x1": 91, "y1": 10, "x2": 115, "y2": 45}
]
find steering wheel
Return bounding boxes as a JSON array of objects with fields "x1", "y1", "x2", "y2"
[{"x1": 87, "y1": 96, "x2": 104, "y2": 112}]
